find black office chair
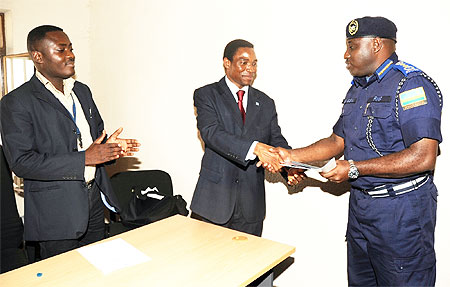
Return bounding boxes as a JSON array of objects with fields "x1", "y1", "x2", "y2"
[
  {"x1": 0, "y1": 146, "x2": 28, "y2": 273},
  {"x1": 105, "y1": 170, "x2": 186, "y2": 237}
]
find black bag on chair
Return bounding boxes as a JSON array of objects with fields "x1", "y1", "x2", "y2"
[
  {"x1": 120, "y1": 186, "x2": 188, "y2": 228},
  {"x1": 106, "y1": 170, "x2": 189, "y2": 236}
]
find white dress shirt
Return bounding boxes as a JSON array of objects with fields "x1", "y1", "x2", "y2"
[
  {"x1": 224, "y1": 76, "x2": 258, "y2": 161},
  {"x1": 35, "y1": 71, "x2": 116, "y2": 212}
]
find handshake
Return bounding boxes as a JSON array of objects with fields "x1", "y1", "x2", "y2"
[{"x1": 253, "y1": 143, "x2": 305, "y2": 186}]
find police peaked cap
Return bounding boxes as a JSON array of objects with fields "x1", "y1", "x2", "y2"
[{"x1": 346, "y1": 16, "x2": 397, "y2": 41}]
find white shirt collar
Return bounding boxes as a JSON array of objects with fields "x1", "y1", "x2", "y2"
[
  {"x1": 35, "y1": 70, "x2": 75, "y2": 98},
  {"x1": 225, "y1": 75, "x2": 249, "y2": 103}
]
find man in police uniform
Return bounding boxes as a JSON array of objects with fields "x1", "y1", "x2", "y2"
[{"x1": 269, "y1": 17, "x2": 442, "y2": 286}]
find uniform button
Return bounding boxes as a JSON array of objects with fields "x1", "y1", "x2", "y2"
[
  {"x1": 359, "y1": 105, "x2": 363, "y2": 109},
  {"x1": 354, "y1": 126, "x2": 357, "y2": 130},
  {"x1": 350, "y1": 147, "x2": 353, "y2": 151},
  {"x1": 235, "y1": 179, "x2": 239, "y2": 183}
]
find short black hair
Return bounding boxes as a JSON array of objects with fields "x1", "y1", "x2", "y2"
[
  {"x1": 27, "y1": 25, "x2": 63, "y2": 53},
  {"x1": 223, "y1": 39, "x2": 253, "y2": 62}
]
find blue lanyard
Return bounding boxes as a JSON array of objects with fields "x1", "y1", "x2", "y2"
[{"x1": 70, "y1": 93, "x2": 83, "y2": 149}]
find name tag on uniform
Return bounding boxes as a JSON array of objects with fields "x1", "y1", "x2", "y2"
[
  {"x1": 367, "y1": 96, "x2": 391, "y2": 103},
  {"x1": 400, "y1": 86, "x2": 427, "y2": 110},
  {"x1": 342, "y1": 98, "x2": 356, "y2": 104}
]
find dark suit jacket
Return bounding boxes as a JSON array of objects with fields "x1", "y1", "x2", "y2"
[
  {"x1": 0, "y1": 75, "x2": 120, "y2": 241},
  {"x1": 0, "y1": 145, "x2": 23, "y2": 249},
  {"x1": 191, "y1": 77, "x2": 290, "y2": 224},
  {"x1": 1, "y1": 145, "x2": 27, "y2": 272}
]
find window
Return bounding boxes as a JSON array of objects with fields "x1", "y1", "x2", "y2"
[{"x1": 2, "y1": 53, "x2": 34, "y2": 94}]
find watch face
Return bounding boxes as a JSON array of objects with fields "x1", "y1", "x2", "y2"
[
  {"x1": 348, "y1": 160, "x2": 359, "y2": 179},
  {"x1": 348, "y1": 166, "x2": 359, "y2": 179}
]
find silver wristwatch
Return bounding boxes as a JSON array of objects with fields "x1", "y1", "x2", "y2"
[{"x1": 348, "y1": 160, "x2": 359, "y2": 179}]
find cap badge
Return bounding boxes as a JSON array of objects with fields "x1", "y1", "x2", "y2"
[{"x1": 348, "y1": 20, "x2": 359, "y2": 36}]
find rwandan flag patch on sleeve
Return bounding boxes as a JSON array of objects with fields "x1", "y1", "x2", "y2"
[{"x1": 399, "y1": 86, "x2": 427, "y2": 110}]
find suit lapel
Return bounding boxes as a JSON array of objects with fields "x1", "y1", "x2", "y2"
[
  {"x1": 243, "y1": 86, "x2": 260, "y2": 131},
  {"x1": 73, "y1": 83, "x2": 98, "y2": 140},
  {"x1": 31, "y1": 75, "x2": 98, "y2": 140},
  {"x1": 218, "y1": 78, "x2": 245, "y2": 129},
  {"x1": 30, "y1": 75, "x2": 73, "y2": 122}
]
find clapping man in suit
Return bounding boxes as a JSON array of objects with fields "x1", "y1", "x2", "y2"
[
  {"x1": 190, "y1": 39, "x2": 290, "y2": 238},
  {"x1": 0, "y1": 25, "x2": 140, "y2": 259}
]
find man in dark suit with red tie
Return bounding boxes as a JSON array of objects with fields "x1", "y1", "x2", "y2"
[{"x1": 190, "y1": 39, "x2": 290, "y2": 238}]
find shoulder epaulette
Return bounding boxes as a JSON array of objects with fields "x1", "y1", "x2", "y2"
[{"x1": 392, "y1": 61, "x2": 422, "y2": 77}]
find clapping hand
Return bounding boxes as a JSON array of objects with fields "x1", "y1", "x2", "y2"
[
  {"x1": 85, "y1": 128, "x2": 140, "y2": 166},
  {"x1": 106, "y1": 127, "x2": 140, "y2": 156}
]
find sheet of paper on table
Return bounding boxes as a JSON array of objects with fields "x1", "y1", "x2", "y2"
[{"x1": 77, "y1": 238, "x2": 151, "y2": 274}]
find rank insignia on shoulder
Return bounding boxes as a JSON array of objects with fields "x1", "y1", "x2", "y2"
[
  {"x1": 393, "y1": 61, "x2": 421, "y2": 76},
  {"x1": 400, "y1": 86, "x2": 427, "y2": 110}
]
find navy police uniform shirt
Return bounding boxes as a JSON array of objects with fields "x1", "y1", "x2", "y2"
[{"x1": 333, "y1": 52, "x2": 443, "y2": 190}]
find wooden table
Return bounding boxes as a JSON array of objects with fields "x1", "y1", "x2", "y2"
[{"x1": 0, "y1": 215, "x2": 295, "y2": 287}]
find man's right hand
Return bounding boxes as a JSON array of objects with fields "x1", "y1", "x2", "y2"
[
  {"x1": 254, "y1": 143, "x2": 283, "y2": 173},
  {"x1": 85, "y1": 131, "x2": 123, "y2": 165},
  {"x1": 270, "y1": 147, "x2": 292, "y2": 163}
]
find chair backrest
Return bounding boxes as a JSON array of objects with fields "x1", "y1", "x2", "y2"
[{"x1": 109, "y1": 170, "x2": 173, "y2": 211}]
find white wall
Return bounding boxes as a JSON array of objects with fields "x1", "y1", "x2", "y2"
[
  {"x1": 0, "y1": 0, "x2": 92, "y2": 80},
  {"x1": 2, "y1": 0, "x2": 449, "y2": 285}
]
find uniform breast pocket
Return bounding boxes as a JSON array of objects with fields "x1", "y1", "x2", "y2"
[
  {"x1": 363, "y1": 103, "x2": 395, "y2": 150},
  {"x1": 342, "y1": 102, "x2": 356, "y2": 115},
  {"x1": 341, "y1": 102, "x2": 357, "y2": 129}
]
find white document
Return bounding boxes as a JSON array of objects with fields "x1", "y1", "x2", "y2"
[
  {"x1": 77, "y1": 238, "x2": 151, "y2": 274},
  {"x1": 281, "y1": 161, "x2": 320, "y2": 170},
  {"x1": 318, "y1": 158, "x2": 337, "y2": 173},
  {"x1": 304, "y1": 158, "x2": 337, "y2": 182},
  {"x1": 282, "y1": 158, "x2": 337, "y2": 182},
  {"x1": 281, "y1": 158, "x2": 336, "y2": 172}
]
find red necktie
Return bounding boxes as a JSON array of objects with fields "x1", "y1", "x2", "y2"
[{"x1": 237, "y1": 90, "x2": 246, "y2": 123}]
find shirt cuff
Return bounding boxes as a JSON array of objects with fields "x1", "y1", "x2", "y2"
[{"x1": 245, "y1": 141, "x2": 258, "y2": 161}]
